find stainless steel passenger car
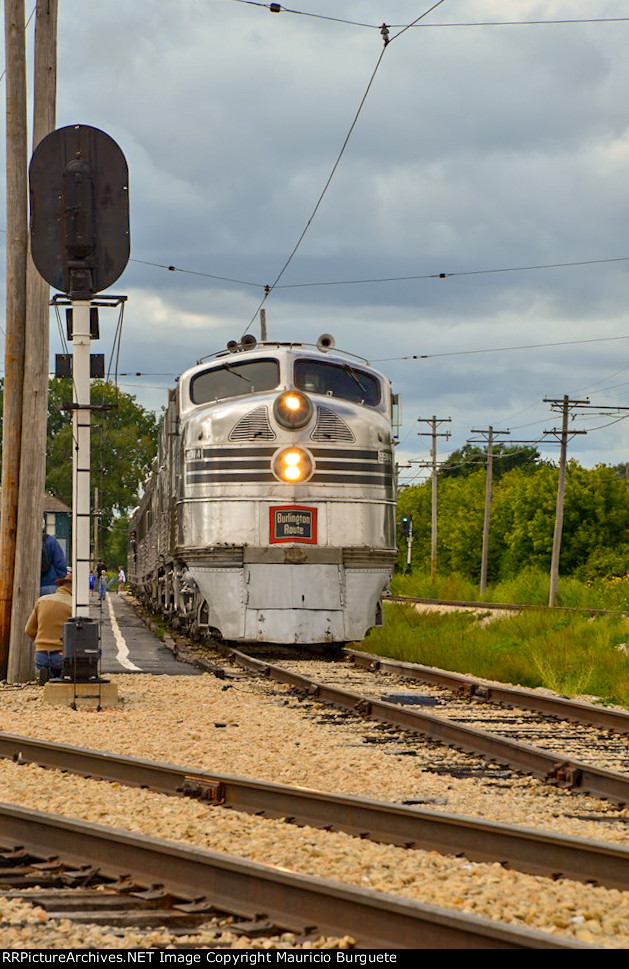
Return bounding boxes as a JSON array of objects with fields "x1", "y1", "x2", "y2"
[{"x1": 129, "y1": 336, "x2": 398, "y2": 644}]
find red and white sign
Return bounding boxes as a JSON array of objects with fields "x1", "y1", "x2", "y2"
[{"x1": 270, "y1": 505, "x2": 317, "y2": 544}]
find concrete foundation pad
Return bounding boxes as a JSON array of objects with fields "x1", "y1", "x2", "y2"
[{"x1": 42, "y1": 680, "x2": 120, "y2": 710}]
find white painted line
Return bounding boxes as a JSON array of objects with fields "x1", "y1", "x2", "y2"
[{"x1": 106, "y1": 594, "x2": 143, "y2": 672}]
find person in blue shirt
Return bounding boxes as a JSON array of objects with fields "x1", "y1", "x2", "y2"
[{"x1": 40, "y1": 531, "x2": 67, "y2": 596}]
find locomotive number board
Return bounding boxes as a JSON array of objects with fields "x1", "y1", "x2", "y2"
[{"x1": 270, "y1": 505, "x2": 317, "y2": 544}]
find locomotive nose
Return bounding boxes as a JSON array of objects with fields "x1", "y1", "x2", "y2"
[{"x1": 273, "y1": 390, "x2": 313, "y2": 429}]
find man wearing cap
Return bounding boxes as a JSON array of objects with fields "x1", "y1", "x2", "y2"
[{"x1": 25, "y1": 569, "x2": 72, "y2": 684}]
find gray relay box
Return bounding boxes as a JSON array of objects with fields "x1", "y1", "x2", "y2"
[{"x1": 62, "y1": 617, "x2": 101, "y2": 681}]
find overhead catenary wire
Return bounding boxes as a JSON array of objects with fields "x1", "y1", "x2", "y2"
[
  {"x1": 242, "y1": 0, "x2": 451, "y2": 332},
  {"x1": 241, "y1": 45, "x2": 389, "y2": 329}
]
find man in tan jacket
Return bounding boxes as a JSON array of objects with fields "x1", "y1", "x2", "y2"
[{"x1": 25, "y1": 570, "x2": 72, "y2": 683}]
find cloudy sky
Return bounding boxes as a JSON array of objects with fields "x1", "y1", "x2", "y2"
[{"x1": 5, "y1": 0, "x2": 629, "y2": 482}]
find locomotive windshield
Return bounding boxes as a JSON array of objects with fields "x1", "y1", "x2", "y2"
[
  {"x1": 294, "y1": 359, "x2": 381, "y2": 406},
  {"x1": 190, "y1": 358, "x2": 280, "y2": 404}
]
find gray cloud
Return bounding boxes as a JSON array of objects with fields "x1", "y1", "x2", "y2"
[{"x1": 3, "y1": 0, "x2": 629, "y2": 474}]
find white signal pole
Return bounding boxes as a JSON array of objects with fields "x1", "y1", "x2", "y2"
[{"x1": 71, "y1": 302, "x2": 92, "y2": 617}]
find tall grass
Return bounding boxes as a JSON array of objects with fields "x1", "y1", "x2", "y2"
[
  {"x1": 362, "y1": 602, "x2": 629, "y2": 709},
  {"x1": 391, "y1": 567, "x2": 629, "y2": 612}
]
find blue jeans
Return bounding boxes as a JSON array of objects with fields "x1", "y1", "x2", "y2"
[
  {"x1": 40, "y1": 585, "x2": 57, "y2": 596},
  {"x1": 98, "y1": 578, "x2": 107, "y2": 601},
  {"x1": 34, "y1": 651, "x2": 64, "y2": 680}
]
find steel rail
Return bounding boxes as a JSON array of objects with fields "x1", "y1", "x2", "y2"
[
  {"x1": 220, "y1": 646, "x2": 629, "y2": 804},
  {"x1": 387, "y1": 594, "x2": 629, "y2": 618},
  {"x1": 0, "y1": 802, "x2": 587, "y2": 949},
  {"x1": 1, "y1": 731, "x2": 629, "y2": 890},
  {"x1": 346, "y1": 648, "x2": 629, "y2": 735}
]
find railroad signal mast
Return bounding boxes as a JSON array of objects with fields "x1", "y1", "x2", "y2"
[
  {"x1": 29, "y1": 123, "x2": 129, "y2": 673},
  {"x1": 399, "y1": 515, "x2": 413, "y2": 574}
]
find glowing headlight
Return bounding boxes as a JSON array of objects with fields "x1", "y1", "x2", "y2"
[
  {"x1": 273, "y1": 447, "x2": 314, "y2": 483},
  {"x1": 273, "y1": 391, "x2": 313, "y2": 429}
]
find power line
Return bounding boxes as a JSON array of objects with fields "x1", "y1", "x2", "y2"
[
  {"x1": 275, "y1": 255, "x2": 629, "y2": 289},
  {"x1": 224, "y1": 2, "x2": 629, "y2": 31},
  {"x1": 129, "y1": 258, "x2": 261, "y2": 289},
  {"x1": 371, "y1": 334, "x2": 629, "y2": 364},
  {"x1": 225, "y1": 0, "x2": 375, "y2": 28},
  {"x1": 126, "y1": 253, "x2": 629, "y2": 295}
]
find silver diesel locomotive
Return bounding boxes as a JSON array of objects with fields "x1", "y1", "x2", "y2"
[{"x1": 129, "y1": 335, "x2": 398, "y2": 644}]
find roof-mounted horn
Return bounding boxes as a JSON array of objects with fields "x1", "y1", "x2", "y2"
[{"x1": 317, "y1": 333, "x2": 335, "y2": 353}]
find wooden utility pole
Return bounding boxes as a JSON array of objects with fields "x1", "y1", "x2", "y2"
[
  {"x1": 8, "y1": 0, "x2": 58, "y2": 683},
  {"x1": 417, "y1": 416, "x2": 451, "y2": 583},
  {"x1": 0, "y1": 0, "x2": 28, "y2": 679},
  {"x1": 469, "y1": 427, "x2": 510, "y2": 596},
  {"x1": 544, "y1": 396, "x2": 629, "y2": 606},
  {"x1": 544, "y1": 396, "x2": 588, "y2": 607}
]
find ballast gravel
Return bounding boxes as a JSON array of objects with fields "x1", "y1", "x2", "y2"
[
  {"x1": 0, "y1": 667, "x2": 628, "y2": 948},
  {"x1": 0, "y1": 895, "x2": 352, "y2": 950}
]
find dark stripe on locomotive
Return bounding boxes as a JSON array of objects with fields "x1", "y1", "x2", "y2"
[
  {"x1": 186, "y1": 471, "x2": 393, "y2": 487},
  {"x1": 186, "y1": 446, "x2": 385, "y2": 461}
]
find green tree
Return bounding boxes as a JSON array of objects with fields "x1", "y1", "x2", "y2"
[
  {"x1": 437, "y1": 471, "x2": 487, "y2": 576},
  {"x1": 44, "y1": 379, "x2": 158, "y2": 555},
  {"x1": 104, "y1": 515, "x2": 134, "y2": 569},
  {"x1": 440, "y1": 443, "x2": 543, "y2": 480},
  {"x1": 398, "y1": 460, "x2": 629, "y2": 583}
]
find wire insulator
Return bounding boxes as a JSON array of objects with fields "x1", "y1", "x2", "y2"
[
  {"x1": 270, "y1": 3, "x2": 281, "y2": 12},
  {"x1": 380, "y1": 23, "x2": 390, "y2": 45}
]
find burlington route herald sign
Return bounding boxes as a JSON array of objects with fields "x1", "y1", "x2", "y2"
[{"x1": 270, "y1": 506, "x2": 317, "y2": 544}]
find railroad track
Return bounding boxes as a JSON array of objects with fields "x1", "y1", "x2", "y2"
[
  {"x1": 7, "y1": 597, "x2": 619, "y2": 947},
  {"x1": 388, "y1": 593, "x2": 629, "y2": 619},
  {"x1": 0, "y1": 802, "x2": 582, "y2": 949},
  {"x1": 346, "y1": 648, "x2": 629, "y2": 736},
  {"x1": 1, "y1": 731, "x2": 628, "y2": 891},
  {"x1": 201, "y1": 644, "x2": 629, "y2": 805}
]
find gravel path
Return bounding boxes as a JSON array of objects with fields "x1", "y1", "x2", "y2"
[{"x1": 1, "y1": 670, "x2": 629, "y2": 948}]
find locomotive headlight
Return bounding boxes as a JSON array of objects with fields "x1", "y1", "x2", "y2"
[
  {"x1": 273, "y1": 447, "x2": 314, "y2": 483},
  {"x1": 273, "y1": 391, "x2": 313, "y2": 429}
]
